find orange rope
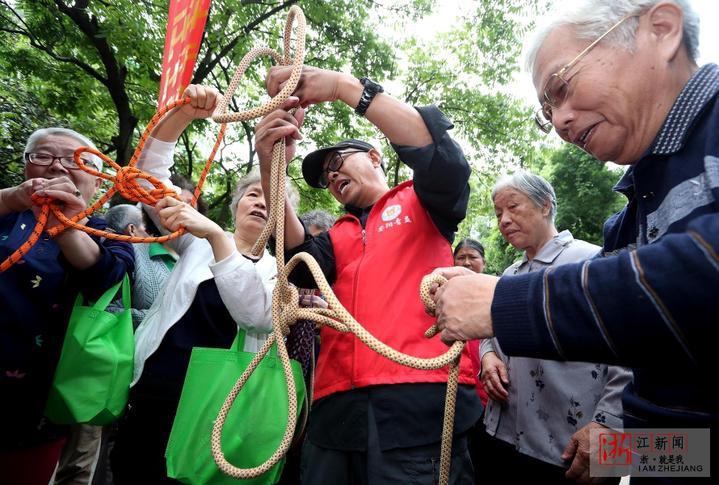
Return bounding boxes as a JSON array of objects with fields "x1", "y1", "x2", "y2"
[{"x1": 0, "y1": 97, "x2": 228, "y2": 273}]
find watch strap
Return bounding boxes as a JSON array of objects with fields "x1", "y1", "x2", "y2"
[{"x1": 354, "y1": 77, "x2": 384, "y2": 117}]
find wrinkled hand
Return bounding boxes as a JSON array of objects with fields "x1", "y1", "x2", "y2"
[
  {"x1": 562, "y1": 422, "x2": 608, "y2": 484},
  {"x1": 33, "y1": 176, "x2": 88, "y2": 229},
  {"x1": 298, "y1": 291, "x2": 328, "y2": 309},
  {"x1": 5, "y1": 178, "x2": 47, "y2": 212},
  {"x1": 156, "y1": 196, "x2": 223, "y2": 239},
  {"x1": 481, "y1": 351, "x2": 510, "y2": 402},
  {"x1": 430, "y1": 268, "x2": 499, "y2": 345},
  {"x1": 427, "y1": 266, "x2": 474, "y2": 304},
  {"x1": 254, "y1": 96, "x2": 305, "y2": 171},
  {"x1": 266, "y1": 65, "x2": 343, "y2": 108},
  {"x1": 178, "y1": 84, "x2": 222, "y2": 119}
]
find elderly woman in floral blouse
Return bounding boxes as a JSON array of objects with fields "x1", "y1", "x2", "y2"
[{"x1": 476, "y1": 171, "x2": 632, "y2": 484}]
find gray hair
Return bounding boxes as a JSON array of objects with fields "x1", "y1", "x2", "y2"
[
  {"x1": 24, "y1": 127, "x2": 103, "y2": 171},
  {"x1": 229, "y1": 167, "x2": 300, "y2": 221},
  {"x1": 524, "y1": 0, "x2": 700, "y2": 75},
  {"x1": 299, "y1": 209, "x2": 336, "y2": 233},
  {"x1": 104, "y1": 204, "x2": 144, "y2": 235},
  {"x1": 492, "y1": 170, "x2": 557, "y2": 222}
]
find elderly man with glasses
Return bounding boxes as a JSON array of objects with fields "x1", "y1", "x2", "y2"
[
  {"x1": 255, "y1": 65, "x2": 481, "y2": 483},
  {"x1": 432, "y1": 0, "x2": 716, "y2": 482}
]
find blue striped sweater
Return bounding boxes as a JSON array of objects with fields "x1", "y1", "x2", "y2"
[{"x1": 492, "y1": 64, "x2": 719, "y2": 428}]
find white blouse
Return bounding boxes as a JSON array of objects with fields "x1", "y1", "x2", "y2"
[{"x1": 131, "y1": 137, "x2": 275, "y2": 385}]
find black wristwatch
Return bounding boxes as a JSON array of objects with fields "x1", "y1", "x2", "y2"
[{"x1": 354, "y1": 77, "x2": 384, "y2": 117}]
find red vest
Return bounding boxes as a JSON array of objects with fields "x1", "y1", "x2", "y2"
[{"x1": 315, "y1": 181, "x2": 475, "y2": 400}]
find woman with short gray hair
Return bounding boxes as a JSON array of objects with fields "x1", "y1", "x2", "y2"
[
  {"x1": 475, "y1": 170, "x2": 631, "y2": 483},
  {"x1": 0, "y1": 125, "x2": 132, "y2": 481},
  {"x1": 105, "y1": 203, "x2": 145, "y2": 236},
  {"x1": 492, "y1": 170, "x2": 557, "y2": 225},
  {"x1": 299, "y1": 209, "x2": 336, "y2": 236},
  {"x1": 23, "y1": 127, "x2": 104, "y2": 173},
  {"x1": 229, "y1": 168, "x2": 299, "y2": 226}
]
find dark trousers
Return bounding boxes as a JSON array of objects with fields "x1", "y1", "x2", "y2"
[
  {"x1": 300, "y1": 402, "x2": 474, "y2": 485},
  {"x1": 110, "y1": 398, "x2": 181, "y2": 484},
  {"x1": 0, "y1": 438, "x2": 66, "y2": 485},
  {"x1": 467, "y1": 417, "x2": 486, "y2": 484},
  {"x1": 472, "y1": 429, "x2": 622, "y2": 484}
]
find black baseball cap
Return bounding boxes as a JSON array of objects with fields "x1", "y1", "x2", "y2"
[{"x1": 302, "y1": 139, "x2": 375, "y2": 189}]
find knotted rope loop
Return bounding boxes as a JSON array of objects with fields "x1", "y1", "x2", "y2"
[
  {"x1": 211, "y1": 6, "x2": 305, "y2": 124},
  {"x1": 30, "y1": 193, "x2": 55, "y2": 208},
  {"x1": 277, "y1": 284, "x2": 300, "y2": 336},
  {"x1": 74, "y1": 146, "x2": 180, "y2": 207},
  {"x1": 114, "y1": 165, "x2": 178, "y2": 205},
  {"x1": 209, "y1": 7, "x2": 306, "y2": 478},
  {"x1": 0, "y1": 96, "x2": 228, "y2": 269},
  {"x1": 420, "y1": 272, "x2": 448, "y2": 338}
]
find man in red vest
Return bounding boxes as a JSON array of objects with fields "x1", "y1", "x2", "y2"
[{"x1": 255, "y1": 65, "x2": 481, "y2": 484}]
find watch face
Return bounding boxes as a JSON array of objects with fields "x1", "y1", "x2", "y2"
[{"x1": 361, "y1": 77, "x2": 383, "y2": 93}]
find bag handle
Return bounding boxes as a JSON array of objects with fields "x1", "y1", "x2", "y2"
[
  {"x1": 231, "y1": 328, "x2": 247, "y2": 352},
  {"x1": 89, "y1": 273, "x2": 131, "y2": 311},
  {"x1": 231, "y1": 328, "x2": 277, "y2": 357}
]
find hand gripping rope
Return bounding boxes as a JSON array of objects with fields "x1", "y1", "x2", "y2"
[{"x1": 0, "y1": 5, "x2": 464, "y2": 484}]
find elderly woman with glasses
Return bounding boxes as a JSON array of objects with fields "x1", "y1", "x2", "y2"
[
  {"x1": 432, "y1": 2, "x2": 718, "y2": 481},
  {"x1": 0, "y1": 127, "x2": 135, "y2": 482}
]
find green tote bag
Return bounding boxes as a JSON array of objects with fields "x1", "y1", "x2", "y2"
[
  {"x1": 45, "y1": 274, "x2": 133, "y2": 425},
  {"x1": 166, "y1": 329, "x2": 306, "y2": 485}
]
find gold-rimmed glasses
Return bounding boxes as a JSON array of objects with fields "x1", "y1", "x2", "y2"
[{"x1": 534, "y1": 14, "x2": 634, "y2": 133}]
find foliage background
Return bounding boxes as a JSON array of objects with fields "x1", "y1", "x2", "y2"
[{"x1": 0, "y1": 0, "x2": 625, "y2": 274}]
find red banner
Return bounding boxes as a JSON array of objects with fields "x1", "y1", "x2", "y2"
[{"x1": 158, "y1": 0, "x2": 211, "y2": 108}]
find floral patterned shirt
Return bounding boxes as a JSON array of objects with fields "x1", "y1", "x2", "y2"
[{"x1": 481, "y1": 230, "x2": 632, "y2": 466}]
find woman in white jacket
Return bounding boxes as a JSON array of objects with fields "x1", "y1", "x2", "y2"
[{"x1": 111, "y1": 85, "x2": 293, "y2": 484}]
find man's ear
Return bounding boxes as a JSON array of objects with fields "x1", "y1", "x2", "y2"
[
  {"x1": 645, "y1": 1, "x2": 686, "y2": 63},
  {"x1": 368, "y1": 149, "x2": 383, "y2": 169},
  {"x1": 126, "y1": 224, "x2": 137, "y2": 237}
]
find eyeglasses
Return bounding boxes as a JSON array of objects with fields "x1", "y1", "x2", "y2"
[
  {"x1": 318, "y1": 149, "x2": 367, "y2": 188},
  {"x1": 534, "y1": 14, "x2": 633, "y2": 134},
  {"x1": 24, "y1": 152, "x2": 93, "y2": 170}
]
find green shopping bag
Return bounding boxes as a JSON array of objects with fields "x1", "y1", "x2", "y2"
[
  {"x1": 45, "y1": 274, "x2": 133, "y2": 425},
  {"x1": 166, "y1": 329, "x2": 306, "y2": 485}
]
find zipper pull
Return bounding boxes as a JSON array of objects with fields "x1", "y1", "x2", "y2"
[{"x1": 362, "y1": 229, "x2": 366, "y2": 245}]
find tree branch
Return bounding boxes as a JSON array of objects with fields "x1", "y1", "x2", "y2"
[
  {"x1": 0, "y1": 2, "x2": 106, "y2": 84},
  {"x1": 53, "y1": 0, "x2": 137, "y2": 163}
]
